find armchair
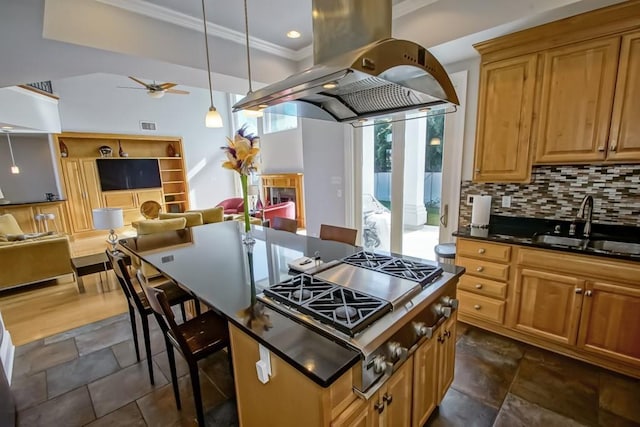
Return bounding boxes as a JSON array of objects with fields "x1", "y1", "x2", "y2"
[
  {"x1": 254, "y1": 201, "x2": 296, "y2": 224},
  {"x1": 215, "y1": 198, "x2": 244, "y2": 215}
]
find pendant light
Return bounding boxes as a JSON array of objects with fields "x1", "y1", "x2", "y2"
[
  {"x1": 242, "y1": 0, "x2": 263, "y2": 118},
  {"x1": 3, "y1": 131, "x2": 20, "y2": 174},
  {"x1": 201, "y1": 0, "x2": 223, "y2": 128}
]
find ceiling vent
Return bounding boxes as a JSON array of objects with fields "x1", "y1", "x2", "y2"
[{"x1": 139, "y1": 121, "x2": 157, "y2": 131}]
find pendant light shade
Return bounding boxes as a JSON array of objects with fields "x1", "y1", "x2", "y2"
[
  {"x1": 206, "y1": 106, "x2": 223, "y2": 128},
  {"x1": 201, "y1": 0, "x2": 223, "y2": 128},
  {"x1": 242, "y1": 0, "x2": 263, "y2": 118},
  {"x1": 4, "y1": 131, "x2": 20, "y2": 174}
]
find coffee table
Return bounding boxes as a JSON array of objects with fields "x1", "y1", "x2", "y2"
[{"x1": 71, "y1": 252, "x2": 131, "y2": 293}]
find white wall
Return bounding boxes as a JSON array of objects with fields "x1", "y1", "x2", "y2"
[
  {"x1": 259, "y1": 123, "x2": 304, "y2": 174},
  {"x1": 0, "y1": 134, "x2": 58, "y2": 203},
  {"x1": 301, "y1": 118, "x2": 349, "y2": 237},
  {"x1": 53, "y1": 73, "x2": 236, "y2": 209},
  {"x1": 445, "y1": 57, "x2": 480, "y2": 181}
]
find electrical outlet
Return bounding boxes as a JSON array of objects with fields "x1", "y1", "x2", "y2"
[
  {"x1": 502, "y1": 195, "x2": 512, "y2": 208},
  {"x1": 466, "y1": 195, "x2": 477, "y2": 206}
]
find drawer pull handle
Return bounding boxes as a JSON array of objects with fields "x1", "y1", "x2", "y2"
[
  {"x1": 478, "y1": 248, "x2": 486, "y2": 254},
  {"x1": 476, "y1": 266, "x2": 484, "y2": 272},
  {"x1": 475, "y1": 284, "x2": 483, "y2": 289},
  {"x1": 585, "y1": 290, "x2": 593, "y2": 297},
  {"x1": 474, "y1": 304, "x2": 481, "y2": 310},
  {"x1": 575, "y1": 288, "x2": 583, "y2": 294}
]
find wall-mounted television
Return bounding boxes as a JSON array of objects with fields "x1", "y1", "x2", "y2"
[{"x1": 96, "y1": 159, "x2": 161, "y2": 191}]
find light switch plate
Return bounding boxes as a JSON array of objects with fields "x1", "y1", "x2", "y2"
[{"x1": 502, "y1": 195, "x2": 512, "y2": 208}]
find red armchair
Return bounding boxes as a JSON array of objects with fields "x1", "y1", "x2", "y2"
[
  {"x1": 255, "y1": 201, "x2": 296, "y2": 224},
  {"x1": 215, "y1": 197, "x2": 244, "y2": 215}
]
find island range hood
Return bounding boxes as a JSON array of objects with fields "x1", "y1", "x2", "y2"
[{"x1": 233, "y1": 0, "x2": 459, "y2": 123}]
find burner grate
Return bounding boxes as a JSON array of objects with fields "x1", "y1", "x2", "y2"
[
  {"x1": 343, "y1": 251, "x2": 443, "y2": 287},
  {"x1": 300, "y1": 287, "x2": 391, "y2": 336},
  {"x1": 264, "y1": 274, "x2": 334, "y2": 308}
]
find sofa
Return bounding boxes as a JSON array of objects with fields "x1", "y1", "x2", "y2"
[
  {"x1": 0, "y1": 214, "x2": 73, "y2": 291},
  {"x1": 254, "y1": 201, "x2": 296, "y2": 224},
  {"x1": 215, "y1": 198, "x2": 245, "y2": 215}
]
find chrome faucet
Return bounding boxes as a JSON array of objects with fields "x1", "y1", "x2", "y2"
[{"x1": 575, "y1": 195, "x2": 594, "y2": 238}]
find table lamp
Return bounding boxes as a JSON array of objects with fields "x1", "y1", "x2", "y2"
[
  {"x1": 248, "y1": 184, "x2": 260, "y2": 211},
  {"x1": 93, "y1": 208, "x2": 124, "y2": 254},
  {"x1": 0, "y1": 187, "x2": 8, "y2": 205}
]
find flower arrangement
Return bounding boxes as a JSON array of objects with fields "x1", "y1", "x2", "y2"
[{"x1": 221, "y1": 125, "x2": 260, "y2": 232}]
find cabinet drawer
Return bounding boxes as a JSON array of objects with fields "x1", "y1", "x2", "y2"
[
  {"x1": 458, "y1": 290, "x2": 506, "y2": 324},
  {"x1": 458, "y1": 275, "x2": 507, "y2": 299},
  {"x1": 456, "y1": 256, "x2": 510, "y2": 282},
  {"x1": 103, "y1": 191, "x2": 136, "y2": 208},
  {"x1": 458, "y1": 239, "x2": 511, "y2": 263},
  {"x1": 123, "y1": 208, "x2": 143, "y2": 226}
]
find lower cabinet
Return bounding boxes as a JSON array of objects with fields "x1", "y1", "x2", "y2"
[
  {"x1": 0, "y1": 202, "x2": 70, "y2": 234},
  {"x1": 412, "y1": 338, "x2": 438, "y2": 427},
  {"x1": 577, "y1": 281, "x2": 640, "y2": 365},
  {"x1": 436, "y1": 316, "x2": 456, "y2": 402},
  {"x1": 369, "y1": 358, "x2": 413, "y2": 427},
  {"x1": 512, "y1": 268, "x2": 585, "y2": 345}
]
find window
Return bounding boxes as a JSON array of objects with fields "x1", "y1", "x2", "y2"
[
  {"x1": 231, "y1": 94, "x2": 258, "y2": 135},
  {"x1": 262, "y1": 103, "x2": 298, "y2": 134}
]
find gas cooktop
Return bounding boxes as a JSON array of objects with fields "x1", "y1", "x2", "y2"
[
  {"x1": 262, "y1": 274, "x2": 392, "y2": 336},
  {"x1": 342, "y1": 251, "x2": 443, "y2": 287}
]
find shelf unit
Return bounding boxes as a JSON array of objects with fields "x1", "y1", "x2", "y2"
[{"x1": 54, "y1": 132, "x2": 189, "y2": 234}]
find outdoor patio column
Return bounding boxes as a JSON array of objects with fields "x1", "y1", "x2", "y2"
[{"x1": 403, "y1": 113, "x2": 427, "y2": 229}]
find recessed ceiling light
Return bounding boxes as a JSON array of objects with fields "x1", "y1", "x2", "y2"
[
  {"x1": 286, "y1": 30, "x2": 301, "y2": 39},
  {"x1": 322, "y1": 82, "x2": 337, "y2": 90}
]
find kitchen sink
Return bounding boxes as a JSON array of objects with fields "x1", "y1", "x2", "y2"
[
  {"x1": 588, "y1": 240, "x2": 640, "y2": 255},
  {"x1": 532, "y1": 235, "x2": 588, "y2": 248}
]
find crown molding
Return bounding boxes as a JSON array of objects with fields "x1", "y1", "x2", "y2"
[
  {"x1": 96, "y1": 0, "x2": 441, "y2": 63},
  {"x1": 95, "y1": 0, "x2": 301, "y2": 61}
]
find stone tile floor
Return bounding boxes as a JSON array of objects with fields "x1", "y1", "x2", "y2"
[{"x1": 10, "y1": 315, "x2": 640, "y2": 426}]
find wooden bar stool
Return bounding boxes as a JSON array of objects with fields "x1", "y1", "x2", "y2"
[
  {"x1": 319, "y1": 224, "x2": 358, "y2": 246},
  {"x1": 271, "y1": 216, "x2": 298, "y2": 233}
]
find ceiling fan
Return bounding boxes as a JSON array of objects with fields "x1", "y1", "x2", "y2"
[{"x1": 118, "y1": 76, "x2": 190, "y2": 98}]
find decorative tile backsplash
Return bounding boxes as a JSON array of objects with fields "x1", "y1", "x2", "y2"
[{"x1": 459, "y1": 165, "x2": 640, "y2": 227}]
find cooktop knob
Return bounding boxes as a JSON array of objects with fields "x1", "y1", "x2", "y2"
[
  {"x1": 387, "y1": 341, "x2": 407, "y2": 362},
  {"x1": 442, "y1": 296, "x2": 459, "y2": 309},
  {"x1": 372, "y1": 355, "x2": 387, "y2": 374},
  {"x1": 435, "y1": 304, "x2": 452, "y2": 318},
  {"x1": 413, "y1": 322, "x2": 434, "y2": 339}
]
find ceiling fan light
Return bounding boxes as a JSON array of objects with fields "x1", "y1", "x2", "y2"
[
  {"x1": 147, "y1": 90, "x2": 165, "y2": 99},
  {"x1": 206, "y1": 107, "x2": 223, "y2": 128}
]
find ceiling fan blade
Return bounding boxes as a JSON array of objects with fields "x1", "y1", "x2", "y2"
[
  {"x1": 159, "y1": 83, "x2": 177, "y2": 90},
  {"x1": 128, "y1": 76, "x2": 152, "y2": 89},
  {"x1": 166, "y1": 89, "x2": 190, "y2": 95}
]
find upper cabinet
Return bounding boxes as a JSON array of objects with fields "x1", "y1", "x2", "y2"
[
  {"x1": 473, "y1": 54, "x2": 537, "y2": 182},
  {"x1": 533, "y1": 37, "x2": 619, "y2": 163},
  {"x1": 473, "y1": 1, "x2": 640, "y2": 182},
  {"x1": 608, "y1": 31, "x2": 640, "y2": 161}
]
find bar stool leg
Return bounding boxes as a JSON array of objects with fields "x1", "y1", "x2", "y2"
[
  {"x1": 165, "y1": 342, "x2": 181, "y2": 410},
  {"x1": 188, "y1": 362, "x2": 205, "y2": 426}
]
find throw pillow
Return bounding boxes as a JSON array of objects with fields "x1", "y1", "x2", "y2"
[{"x1": 0, "y1": 214, "x2": 23, "y2": 235}]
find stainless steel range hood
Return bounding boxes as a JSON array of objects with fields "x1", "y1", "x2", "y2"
[{"x1": 233, "y1": 0, "x2": 459, "y2": 123}]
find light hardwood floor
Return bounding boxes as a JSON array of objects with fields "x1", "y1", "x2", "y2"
[{"x1": 0, "y1": 234, "x2": 133, "y2": 346}]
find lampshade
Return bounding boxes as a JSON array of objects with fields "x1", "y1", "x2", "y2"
[
  {"x1": 205, "y1": 107, "x2": 223, "y2": 128},
  {"x1": 92, "y1": 208, "x2": 124, "y2": 230},
  {"x1": 248, "y1": 184, "x2": 259, "y2": 196}
]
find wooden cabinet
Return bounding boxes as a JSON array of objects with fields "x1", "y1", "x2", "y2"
[
  {"x1": 512, "y1": 268, "x2": 584, "y2": 345},
  {"x1": 577, "y1": 281, "x2": 640, "y2": 365},
  {"x1": 159, "y1": 158, "x2": 189, "y2": 213},
  {"x1": 261, "y1": 173, "x2": 305, "y2": 228},
  {"x1": 412, "y1": 336, "x2": 438, "y2": 427},
  {"x1": 0, "y1": 205, "x2": 37, "y2": 234},
  {"x1": 608, "y1": 31, "x2": 640, "y2": 161},
  {"x1": 103, "y1": 188, "x2": 164, "y2": 225},
  {"x1": 0, "y1": 202, "x2": 70, "y2": 234},
  {"x1": 61, "y1": 159, "x2": 102, "y2": 233},
  {"x1": 436, "y1": 315, "x2": 456, "y2": 402},
  {"x1": 473, "y1": 54, "x2": 537, "y2": 182},
  {"x1": 35, "y1": 203, "x2": 69, "y2": 234},
  {"x1": 456, "y1": 239, "x2": 511, "y2": 325},
  {"x1": 534, "y1": 37, "x2": 620, "y2": 163},
  {"x1": 332, "y1": 398, "x2": 371, "y2": 427},
  {"x1": 368, "y1": 357, "x2": 413, "y2": 427}
]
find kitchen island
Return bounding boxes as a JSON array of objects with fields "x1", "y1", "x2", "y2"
[{"x1": 120, "y1": 221, "x2": 463, "y2": 426}]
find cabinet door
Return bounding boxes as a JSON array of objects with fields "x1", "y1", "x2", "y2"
[
  {"x1": 368, "y1": 390, "x2": 384, "y2": 427},
  {"x1": 62, "y1": 159, "x2": 92, "y2": 233},
  {"x1": 384, "y1": 358, "x2": 413, "y2": 427},
  {"x1": 474, "y1": 54, "x2": 537, "y2": 182},
  {"x1": 332, "y1": 398, "x2": 371, "y2": 427},
  {"x1": 412, "y1": 338, "x2": 438, "y2": 427},
  {"x1": 135, "y1": 189, "x2": 163, "y2": 206},
  {"x1": 577, "y1": 282, "x2": 640, "y2": 365},
  {"x1": 437, "y1": 315, "x2": 456, "y2": 402},
  {"x1": 534, "y1": 37, "x2": 620, "y2": 163},
  {"x1": 513, "y1": 268, "x2": 584, "y2": 345},
  {"x1": 80, "y1": 159, "x2": 102, "y2": 211},
  {"x1": 37, "y1": 203, "x2": 69, "y2": 234},
  {"x1": 608, "y1": 31, "x2": 640, "y2": 161}
]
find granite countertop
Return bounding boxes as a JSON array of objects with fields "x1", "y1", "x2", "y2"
[
  {"x1": 120, "y1": 222, "x2": 462, "y2": 388},
  {"x1": 0, "y1": 199, "x2": 66, "y2": 207},
  {"x1": 454, "y1": 215, "x2": 640, "y2": 262}
]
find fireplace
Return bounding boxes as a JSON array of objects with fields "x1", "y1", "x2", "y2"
[{"x1": 260, "y1": 173, "x2": 306, "y2": 228}]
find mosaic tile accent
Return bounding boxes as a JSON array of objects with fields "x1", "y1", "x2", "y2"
[{"x1": 459, "y1": 165, "x2": 640, "y2": 227}]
